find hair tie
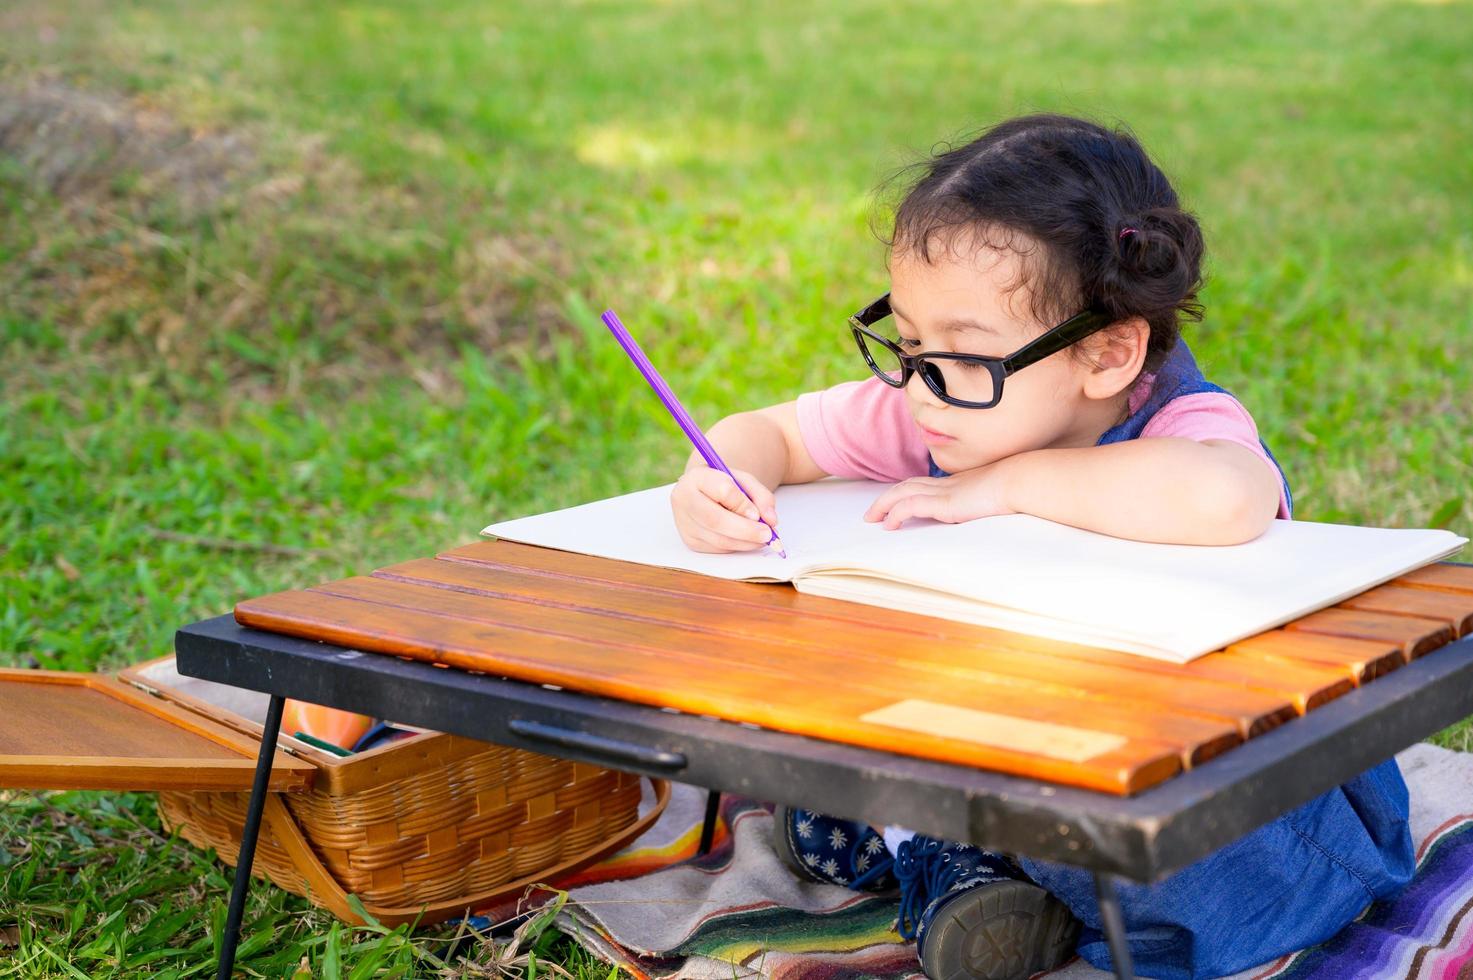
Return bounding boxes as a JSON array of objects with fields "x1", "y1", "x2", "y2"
[{"x1": 1118, "y1": 226, "x2": 1139, "y2": 241}]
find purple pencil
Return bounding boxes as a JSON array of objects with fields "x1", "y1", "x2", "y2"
[{"x1": 601, "y1": 309, "x2": 787, "y2": 558}]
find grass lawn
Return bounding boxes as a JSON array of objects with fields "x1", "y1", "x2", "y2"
[{"x1": 2, "y1": 0, "x2": 1471, "y2": 974}]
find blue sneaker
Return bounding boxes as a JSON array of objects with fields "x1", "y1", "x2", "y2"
[
  {"x1": 772, "y1": 804, "x2": 896, "y2": 890},
  {"x1": 895, "y1": 835, "x2": 1080, "y2": 980}
]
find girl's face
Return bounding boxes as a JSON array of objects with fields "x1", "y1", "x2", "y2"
[{"x1": 886, "y1": 243, "x2": 1130, "y2": 474}]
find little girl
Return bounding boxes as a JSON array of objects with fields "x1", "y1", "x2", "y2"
[{"x1": 668, "y1": 114, "x2": 1414, "y2": 980}]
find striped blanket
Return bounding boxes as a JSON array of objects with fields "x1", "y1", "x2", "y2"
[{"x1": 481, "y1": 743, "x2": 1473, "y2": 979}]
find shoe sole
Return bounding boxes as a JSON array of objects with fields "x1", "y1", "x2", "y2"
[{"x1": 919, "y1": 879, "x2": 1081, "y2": 980}]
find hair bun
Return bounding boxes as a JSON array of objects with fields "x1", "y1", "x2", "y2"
[
  {"x1": 1113, "y1": 210, "x2": 1196, "y2": 280},
  {"x1": 1100, "y1": 207, "x2": 1204, "y2": 333}
]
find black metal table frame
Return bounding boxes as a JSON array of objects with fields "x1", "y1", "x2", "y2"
[{"x1": 175, "y1": 613, "x2": 1473, "y2": 980}]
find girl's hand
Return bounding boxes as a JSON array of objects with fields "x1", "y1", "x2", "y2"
[
  {"x1": 864, "y1": 461, "x2": 1019, "y2": 529},
  {"x1": 671, "y1": 467, "x2": 780, "y2": 553}
]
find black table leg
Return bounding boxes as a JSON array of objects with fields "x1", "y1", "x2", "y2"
[
  {"x1": 1093, "y1": 872, "x2": 1135, "y2": 980},
  {"x1": 217, "y1": 693, "x2": 285, "y2": 980},
  {"x1": 696, "y1": 789, "x2": 721, "y2": 856}
]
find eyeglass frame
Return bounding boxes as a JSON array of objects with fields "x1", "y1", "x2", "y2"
[{"x1": 847, "y1": 292, "x2": 1118, "y2": 409}]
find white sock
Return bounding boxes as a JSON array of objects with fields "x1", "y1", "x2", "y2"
[{"x1": 882, "y1": 824, "x2": 916, "y2": 858}]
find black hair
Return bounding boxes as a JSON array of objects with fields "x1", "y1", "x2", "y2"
[{"x1": 876, "y1": 113, "x2": 1205, "y2": 377}]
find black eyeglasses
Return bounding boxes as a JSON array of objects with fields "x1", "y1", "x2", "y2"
[{"x1": 848, "y1": 293, "x2": 1116, "y2": 409}]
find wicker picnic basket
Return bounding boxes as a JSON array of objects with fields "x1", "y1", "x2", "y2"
[
  {"x1": 119, "y1": 659, "x2": 669, "y2": 927},
  {"x1": 156, "y1": 729, "x2": 669, "y2": 927}
]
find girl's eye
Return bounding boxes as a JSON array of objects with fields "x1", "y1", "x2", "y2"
[
  {"x1": 897, "y1": 337, "x2": 922, "y2": 350},
  {"x1": 955, "y1": 360, "x2": 988, "y2": 372}
]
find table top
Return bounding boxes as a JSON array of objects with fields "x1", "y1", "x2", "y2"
[
  {"x1": 176, "y1": 611, "x2": 1473, "y2": 883},
  {"x1": 229, "y1": 541, "x2": 1473, "y2": 795}
]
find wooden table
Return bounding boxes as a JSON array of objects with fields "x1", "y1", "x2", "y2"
[{"x1": 176, "y1": 544, "x2": 1473, "y2": 980}]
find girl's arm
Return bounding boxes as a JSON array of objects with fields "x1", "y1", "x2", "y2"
[
  {"x1": 998, "y1": 438, "x2": 1283, "y2": 544},
  {"x1": 680, "y1": 402, "x2": 828, "y2": 487},
  {"x1": 866, "y1": 438, "x2": 1283, "y2": 545},
  {"x1": 670, "y1": 402, "x2": 828, "y2": 553}
]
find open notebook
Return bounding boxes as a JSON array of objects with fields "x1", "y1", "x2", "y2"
[{"x1": 482, "y1": 479, "x2": 1467, "y2": 663}]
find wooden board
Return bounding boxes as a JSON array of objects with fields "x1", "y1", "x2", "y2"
[
  {"x1": 1337, "y1": 584, "x2": 1473, "y2": 637},
  {"x1": 0, "y1": 669, "x2": 315, "y2": 792},
  {"x1": 232, "y1": 543, "x2": 1473, "y2": 796},
  {"x1": 1225, "y1": 630, "x2": 1404, "y2": 683}
]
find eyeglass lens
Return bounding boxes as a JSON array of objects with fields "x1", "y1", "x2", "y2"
[{"x1": 855, "y1": 328, "x2": 997, "y2": 406}]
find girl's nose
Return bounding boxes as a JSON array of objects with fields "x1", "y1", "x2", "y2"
[{"x1": 906, "y1": 369, "x2": 946, "y2": 408}]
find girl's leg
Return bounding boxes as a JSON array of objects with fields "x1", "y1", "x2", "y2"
[
  {"x1": 884, "y1": 824, "x2": 1081, "y2": 979},
  {"x1": 777, "y1": 813, "x2": 1083, "y2": 977},
  {"x1": 772, "y1": 805, "x2": 897, "y2": 890},
  {"x1": 1019, "y1": 759, "x2": 1415, "y2": 980}
]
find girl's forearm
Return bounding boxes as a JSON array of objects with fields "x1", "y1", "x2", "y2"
[
  {"x1": 682, "y1": 411, "x2": 790, "y2": 490},
  {"x1": 1000, "y1": 438, "x2": 1279, "y2": 545}
]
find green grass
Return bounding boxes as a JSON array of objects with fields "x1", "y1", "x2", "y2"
[
  {"x1": 3, "y1": 0, "x2": 1472, "y2": 974},
  {"x1": 0, "y1": 790, "x2": 616, "y2": 978}
]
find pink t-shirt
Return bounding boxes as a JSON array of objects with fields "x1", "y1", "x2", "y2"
[{"x1": 795, "y1": 374, "x2": 1292, "y2": 520}]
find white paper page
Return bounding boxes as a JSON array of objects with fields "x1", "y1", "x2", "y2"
[
  {"x1": 800, "y1": 513, "x2": 1467, "y2": 660},
  {"x1": 481, "y1": 478, "x2": 898, "y2": 581}
]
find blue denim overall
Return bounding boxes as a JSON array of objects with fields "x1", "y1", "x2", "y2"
[{"x1": 927, "y1": 341, "x2": 1415, "y2": 979}]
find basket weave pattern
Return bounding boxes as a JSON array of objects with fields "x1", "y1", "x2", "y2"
[{"x1": 157, "y1": 734, "x2": 643, "y2": 918}]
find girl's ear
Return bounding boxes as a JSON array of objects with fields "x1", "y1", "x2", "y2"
[{"x1": 1080, "y1": 317, "x2": 1150, "y2": 400}]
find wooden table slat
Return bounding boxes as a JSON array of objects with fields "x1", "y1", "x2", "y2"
[
  {"x1": 1395, "y1": 564, "x2": 1473, "y2": 594},
  {"x1": 1049, "y1": 646, "x2": 1356, "y2": 713},
  {"x1": 1338, "y1": 585, "x2": 1473, "y2": 637},
  {"x1": 1224, "y1": 629, "x2": 1405, "y2": 683},
  {"x1": 1284, "y1": 607, "x2": 1454, "y2": 658}
]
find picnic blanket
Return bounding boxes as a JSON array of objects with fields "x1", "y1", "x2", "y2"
[{"x1": 483, "y1": 742, "x2": 1473, "y2": 979}]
